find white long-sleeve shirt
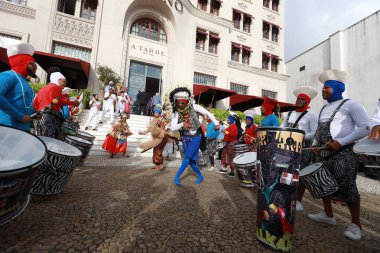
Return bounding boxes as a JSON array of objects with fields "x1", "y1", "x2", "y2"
[
  {"x1": 281, "y1": 111, "x2": 318, "y2": 141},
  {"x1": 368, "y1": 100, "x2": 380, "y2": 129},
  {"x1": 312, "y1": 99, "x2": 369, "y2": 146},
  {"x1": 171, "y1": 104, "x2": 219, "y2": 134}
]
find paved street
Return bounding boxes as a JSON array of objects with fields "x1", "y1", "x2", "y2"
[{"x1": 1, "y1": 157, "x2": 380, "y2": 253}]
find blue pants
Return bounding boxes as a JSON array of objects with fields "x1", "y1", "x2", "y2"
[{"x1": 174, "y1": 135, "x2": 203, "y2": 185}]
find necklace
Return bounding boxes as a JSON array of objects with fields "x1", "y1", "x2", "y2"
[{"x1": 12, "y1": 71, "x2": 35, "y2": 109}]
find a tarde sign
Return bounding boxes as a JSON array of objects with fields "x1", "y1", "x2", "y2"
[{"x1": 128, "y1": 37, "x2": 168, "y2": 63}]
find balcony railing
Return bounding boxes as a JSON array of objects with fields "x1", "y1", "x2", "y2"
[{"x1": 0, "y1": 1, "x2": 36, "y2": 18}]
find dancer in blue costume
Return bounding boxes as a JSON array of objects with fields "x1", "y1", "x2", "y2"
[{"x1": 170, "y1": 87, "x2": 220, "y2": 186}]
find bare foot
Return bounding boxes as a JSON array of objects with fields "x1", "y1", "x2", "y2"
[
  {"x1": 158, "y1": 164, "x2": 165, "y2": 170},
  {"x1": 151, "y1": 165, "x2": 158, "y2": 170}
]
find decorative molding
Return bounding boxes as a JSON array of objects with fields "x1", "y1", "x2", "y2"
[
  {"x1": 228, "y1": 61, "x2": 289, "y2": 81},
  {"x1": 53, "y1": 12, "x2": 95, "y2": 48},
  {"x1": 0, "y1": 1, "x2": 36, "y2": 19},
  {"x1": 266, "y1": 44, "x2": 276, "y2": 52},
  {"x1": 194, "y1": 50, "x2": 218, "y2": 76},
  {"x1": 266, "y1": 13, "x2": 277, "y2": 22},
  {"x1": 237, "y1": 2, "x2": 248, "y2": 10},
  {"x1": 182, "y1": 0, "x2": 231, "y2": 28}
]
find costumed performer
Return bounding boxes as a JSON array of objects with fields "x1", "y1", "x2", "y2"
[
  {"x1": 260, "y1": 97, "x2": 280, "y2": 127},
  {"x1": 170, "y1": 87, "x2": 219, "y2": 186},
  {"x1": 243, "y1": 110, "x2": 258, "y2": 151}
]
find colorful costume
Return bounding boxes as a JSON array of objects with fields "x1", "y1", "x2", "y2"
[
  {"x1": 170, "y1": 87, "x2": 219, "y2": 186},
  {"x1": 243, "y1": 110, "x2": 257, "y2": 151},
  {"x1": 220, "y1": 114, "x2": 238, "y2": 173},
  {"x1": 0, "y1": 43, "x2": 36, "y2": 131},
  {"x1": 102, "y1": 114, "x2": 132, "y2": 157}
]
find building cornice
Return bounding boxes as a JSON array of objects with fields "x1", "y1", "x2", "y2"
[
  {"x1": 182, "y1": 0, "x2": 231, "y2": 28},
  {"x1": 228, "y1": 61, "x2": 289, "y2": 81},
  {"x1": 0, "y1": 0, "x2": 36, "y2": 19}
]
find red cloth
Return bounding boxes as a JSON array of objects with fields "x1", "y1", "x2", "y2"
[
  {"x1": 8, "y1": 54, "x2": 35, "y2": 78},
  {"x1": 245, "y1": 125, "x2": 257, "y2": 144},
  {"x1": 34, "y1": 84, "x2": 77, "y2": 112},
  {"x1": 223, "y1": 124, "x2": 238, "y2": 142},
  {"x1": 102, "y1": 135, "x2": 128, "y2": 154},
  {"x1": 262, "y1": 97, "x2": 278, "y2": 116},
  {"x1": 296, "y1": 93, "x2": 311, "y2": 112}
]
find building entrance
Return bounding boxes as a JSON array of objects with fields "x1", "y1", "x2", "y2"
[{"x1": 128, "y1": 61, "x2": 162, "y2": 114}]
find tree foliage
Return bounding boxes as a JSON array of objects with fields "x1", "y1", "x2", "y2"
[{"x1": 95, "y1": 64, "x2": 121, "y2": 89}]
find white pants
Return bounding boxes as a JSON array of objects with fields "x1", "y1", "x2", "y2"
[
  {"x1": 101, "y1": 101, "x2": 114, "y2": 122},
  {"x1": 163, "y1": 143, "x2": 174, "y2": 156},
  {"x1": 85, "y1": 110, "x2": 99, "y2": 129}
]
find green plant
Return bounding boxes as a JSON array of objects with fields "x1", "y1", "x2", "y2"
[
  {"x1": 95, "y1": 64, "x2": 121, "y2": 90},
  {"x1": 79, "y1": 89, "x2": 92, "y2": 109},
  {"x1": 29, "y1": 83, "x2": 45, "y2": 93}
]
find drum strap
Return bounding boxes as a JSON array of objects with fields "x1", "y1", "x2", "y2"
[{"x1": 292, "y1": 111, "x2": 309, "y2": 128}]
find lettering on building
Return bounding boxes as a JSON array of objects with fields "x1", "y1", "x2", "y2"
[
  {"x1": 238, "y1": 2, "x2": 248, "y2": 10},
  {"x1": 131, "y1": 44, "x2": 166, "y2": 57},
  {"x1": 237, "y1": 35, "x2": 247, "y2": 42},
  {"x1": 267, "y1": 14, "x2": 276, "y2": 21},
  {"x1": 162, "y1": 0, "x2": 184, "y2": 14},
  {"x1": 266, "y1": 44, "x2": 275, "y2": 52}
]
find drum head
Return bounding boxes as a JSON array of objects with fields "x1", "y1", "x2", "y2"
[
  {"x1": 77, "y1": 130, "x2": 94, "y2": 138},
  {"x1": 353, "y1": 137, "x2": 380, "y2": 154},
  {"x1": 0, "y1": 126, "x2": 47, "y2": 172},
  {"x1": 233, "y1": 152, "x2": 257, "y2": 165},
  {"x1": 38, "y1": 136, "x2": 82, "y2": 157},
  {"x1": 299, "y1": 162, "x2": 323, "y2": 176},
  {"x1": 66, "y1": 135, "x2": 93, "y2": 145}
]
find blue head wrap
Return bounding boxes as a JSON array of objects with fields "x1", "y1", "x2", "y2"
[
  {"x1": 153, "y1": 108, "x2": 162, "y2": 115},
  {"x1": 324, "y1": 80, "x2": 345, "y2": 103},
  {"x1": 228, "y1": 115, "x2": 236, "y2": 124},
  {"x1": 245, "y1": 116, "x2": 253, "y2": 128}
]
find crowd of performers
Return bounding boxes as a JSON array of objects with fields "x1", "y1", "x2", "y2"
[{"x1": 2, "y1": 42, "x2": 380, "y2": 243}]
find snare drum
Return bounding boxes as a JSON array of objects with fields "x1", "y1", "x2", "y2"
[
  {"x1": 0, "y1": 126, "x2": 47, "y2": 226},
  {"x1": 233, "y1": 152, "x2": 258, "y2": 188},
  {"x1": 299, "y1": 162, "x2": 338, "y2": 198},
  {"x1": 62, "y1": 119, "x2": 80, "y2": 136},
  {"x1": 31, "y1": 137, "x2": 82, "y2": 195},
  {"x1": 65, "y1": 135, "x2": 93, "y2": 165},
  {"x1": 76, "y1": 130, "x2": 95, "y2": 142},
  {"x1": 353, "y1": 137, "x2": 380, "y2": 179},
  {"x1": 233, "y1": 144, "x2": 249, "y2": 157}
]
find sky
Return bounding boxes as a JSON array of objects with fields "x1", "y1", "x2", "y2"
[{"x1": 285, "y1": 0, "x2": 380, "y2": 61}]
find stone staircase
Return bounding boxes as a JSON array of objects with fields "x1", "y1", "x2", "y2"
[{"x1": 77, "y1": 110, "x2": 181, "y2": 158}]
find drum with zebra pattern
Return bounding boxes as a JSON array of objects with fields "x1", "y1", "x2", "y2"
[
  {"x1": 233, "y1": 144, "x2": 250, "y2": 157},
  {"x1": 76, "y1": 129, "x2": 95, "y2": 142},
  {"x1": 300, "y1": 162, "x2": 339, "y2": 199},
  {"x1": 255, "y1": 127, "x2": 305, "y2": 252},
  {"x1": 65, "y1": 135, "x2": 93, "y2": 166},
  {"x1": 353, "y1": 137, "x2": 380, "y2": 179},
  {"x1": 31, "y1": 136, "x2": 82, "y2": 195},
  {"x1": 62, "y1": 119, "x2": 80, "y2": 136},
  {"x1": 0, "y1": 126, "x2": 47, "y2": 226},
  {"x1": 233, "y1": 152, "x2": 258, "y2": 188}
]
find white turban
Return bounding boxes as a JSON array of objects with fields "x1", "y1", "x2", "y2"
[{"x1": 50, "y1": 72, "x2": 65, "y2": 86}]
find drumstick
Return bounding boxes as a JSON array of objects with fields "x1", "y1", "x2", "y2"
[{"x1": 303, "y1": 141, "x2": 332, "y2": 150}]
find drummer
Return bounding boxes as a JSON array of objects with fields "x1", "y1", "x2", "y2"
[
  {"x1": 34, "y1": 72, "x2": 79, "y2": 139},
  {"x1": 242, "y1": 110, "x2": 257, "y2": 151},
  {"x1": 368, "y1": 99, "x2": 380, "y2": 140},
  {"x1": 0, "y1": 43, "x2": 38, "y2": 131},
  {"x1": 309, "y1": 69, "x2": 369, "y2": 241},
  {"x1": 282, "y1": 86, "x2": 318, "y2": 211},
  {"x1": 260, "y1": 97, "x2": 280, "y2": 127}
]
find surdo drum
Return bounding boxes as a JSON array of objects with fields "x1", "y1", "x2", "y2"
[
  {"x1": 0, "y1": 126, "x2": 47, "y2": 226},
  {"x1": 299, "y1": 162, "x2": 339, "y2": 198},
  {"x1": 233, "y1": 152, "x2": 258, "y2": 188},
  {"x1": 65, "y1": 135, "x2": 93, "y2": 165},
  {"x1": 353, "y1": 137, "x2": 380, "y2": 179},
  {"x1": 255, "y1": 127, "x2": 305, "y2": 252},
  {"x1": 233, "y1": 144, "x2": 250, "y2": 157},
  {"x1": 31, "y1": 137, "x2": 82, "y2": 195},
  {"x1": 62, "y1": 119, "x2": 80, "y2": 136},
  {"x1": 76, "y1": 129, "x2": 95, "y2": 142}
]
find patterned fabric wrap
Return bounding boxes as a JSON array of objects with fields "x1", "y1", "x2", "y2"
[
  {"x1": 178, "y1": 106, "x2": 201, "y2": 136},
  {"x1": 37, "y1": 110, "x2": 64, "y2": 140},
  {"x1": 197, "y1": 149, "x2": 210, "y2": 167},
  {"x1": 153, "y1": 135, "x2": 168, "y2": 165},
  {"x1": 206, "y1": 139, "x2": 218, "y2": 157},
  {"x1": 221, "y1": 141, "x2": 237, "y2": 171}
]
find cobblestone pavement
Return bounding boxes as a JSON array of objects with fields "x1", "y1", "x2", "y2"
[{"x1": 1, "y1": 157, "x2": 380, "y2": 253}]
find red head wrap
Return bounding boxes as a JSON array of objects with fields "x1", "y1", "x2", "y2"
[
  {"x1": 262, "y1": 97, "x2": 278, "y2": 116},
  {"x1": 296, "y1": 93, "x2": 311, "y2": 112},
  {"x1": 8, "y1": 54, "x2": 35, "y2": 78}
]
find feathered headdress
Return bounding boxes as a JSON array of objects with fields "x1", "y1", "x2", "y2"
[{"x1": 169, "y1": 87, "x2": 192, "y2": 113}]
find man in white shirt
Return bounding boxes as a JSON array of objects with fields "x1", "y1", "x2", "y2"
[
  {"x1": 99, "y1": 88, "x2": 116, "y2": 123},
  {"x1": 368, "y1": 99, "x2": 380, "y2": 139},
  {"x1": 85, "y1": 94, "x2": 101, "y2": 130},
  {"x1": 308, "y1": 70, "x2": 369, "y2": 241},
  {"x1": 282, "y1": 86, "x2": 318, "y2": 211}
]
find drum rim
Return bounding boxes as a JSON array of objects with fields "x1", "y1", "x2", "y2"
[
  {"x1": 65, "y1": 135, "x2": 93, "y2": 145},
  {"x1": 299, "y1": 162, "x2": 324, "y2": 176},
  {"x1": 256, "y1": 127, "x2": 305, "y2": 135},
  {"x1": 0, "y1": 125, "x2": 47, "y2": 173},
  {"x1": 76, "y1": 130, "x2": 95, "y2": 137},
  {"x1": 38, "y1": 136, "x2": 83, "y2": 158}
]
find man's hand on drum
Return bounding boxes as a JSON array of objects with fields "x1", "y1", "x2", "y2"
[
  {"x1": 325, "y1": 140, "x2": 342, "y2": 152},
  {"x1": 369, "y1": 125, "x2": 380, "y2": 140},
  {"x1": 311, "y1": 145, "x2": 319, "y2": 156},
  {"x1": 20, "y1": 115, "x2": 33, "y2": 123}
]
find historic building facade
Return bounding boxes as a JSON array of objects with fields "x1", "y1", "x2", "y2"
[{"x1": 0, "y1": 0, "x2": 288, "y2": 110}]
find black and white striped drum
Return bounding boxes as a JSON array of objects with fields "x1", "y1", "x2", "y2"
[
  {"x1": 0, "y1": 126, "x2": 47, "y2": 226},
  {"x1": 65, "y1": 135, "x2": 93, "y2": 165},
  {"x1": 299, "y1": 162, "x2": 338, "y2": 199},
  {"x1": 255, "y1": 127, "x2": 305, "y2": 252},
  {"x1": 76, "y1": 129, "x2": 95, "y2": 142},
  {"x1": 233, "y1": 152, "x2": 258, "y2": 188},
  {"x1": 31, "y1": 137, "x2": 82, "y2": 195},
  {"x1": 354, "y1": 137, "x2": 380, "y2": 179},
  {"x1": 62, "y1": 119, "x2": 79, "y2": 136},
  {"x1": 233, "y1": 144, "x2": 250, "y2": 157}
]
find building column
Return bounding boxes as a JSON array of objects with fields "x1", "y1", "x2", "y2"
[{"x1": 74, "y1": 0, "x2": 82, "y2": 18}]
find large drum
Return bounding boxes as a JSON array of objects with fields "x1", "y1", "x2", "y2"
[
  {"x1": 233, "y1": 152, "x2": 258, "y2": 188},
  {"x1": 62, "y1": 119, "x2": 79, "y2": 136},
  {"x1": 255, "y1": 127, "x2": 305, "y2": 252},
  {"x1": 353, "y1": 137, "x2": 380, "y2": 179},
  {"x1": 65, "y1": 135, "x2": 93, "y2": 165},
  {"x1": 0, "y1": 126, "x2": 47, "y2": 226},
  {"x1": 299, "y1": 162, "x2": 338, "y2": 198},
  {"x1": 233, "y1": 144, "x2": 250, "y2": 157},
  {"x1": 31, "y1": 137, "x2": 82, "y2": 195},
  {"x1": 76, "y1": 129, "x2": 95, "y2": 142}
]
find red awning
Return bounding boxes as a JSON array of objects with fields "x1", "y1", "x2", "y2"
[
  {"x1": 278, "y1": 101, "x2": 296, "y2": 112},
  {"x1": 233, "y1": 9, "x2": 244, "y2": 15},
  {"x1": 264, "y1": 20, "x2": 282, "y2": 29},
  {"x1": 197, "y1": 28, "x2": 208, "y2": 35},
  {"x1": 271, "y1": 54, "x2": 283, "y2": 61},
  {"x1": 34, "y1": 51, "x2": 90, "y2": 89},
  {"x1": 262, "y1": 52, "x2": 271, "y2": 58},
  {"x1": 215, "y1": 0, "x2": 223, "y2": 3},
  {"x1": 230, "y1": 94, "x2": 264, "y2": 111},
  {"x1": 232, "y1": 42, "x2": 242, "y2": 49},
  {"x1": 194, "y1": 84, "x2": 237, "y2": 107},
  {"x1": 0, "y1": 47, "x2": 10, "y2": 72},
  {"x1": 209, "y1": 32, "x2": 220, "y2": 40},
  {"x1": 242, "y1": 46, "x2": 252, "y2": 52}
]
